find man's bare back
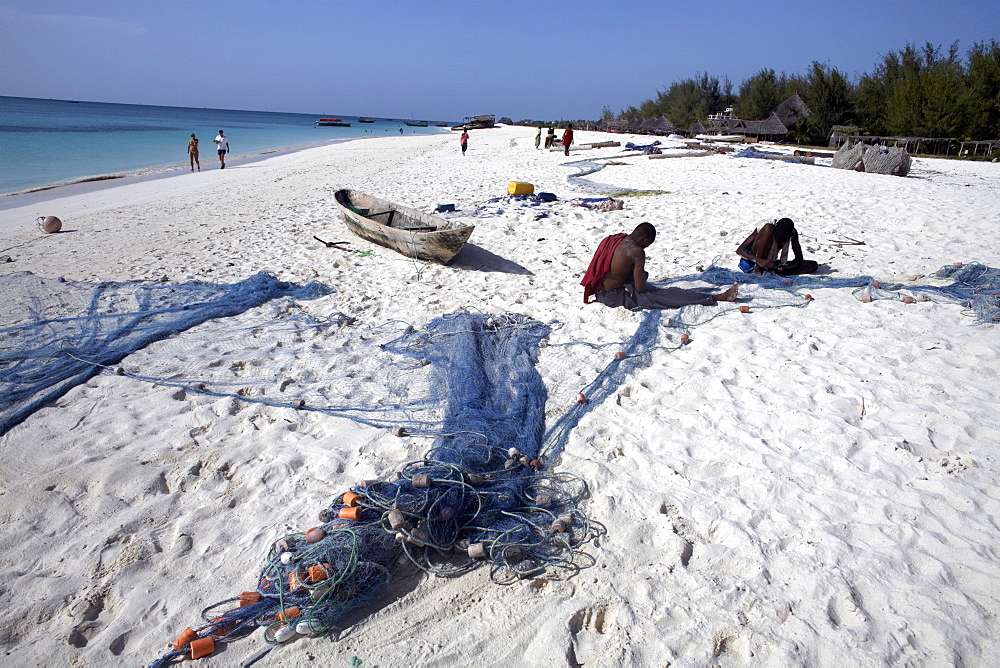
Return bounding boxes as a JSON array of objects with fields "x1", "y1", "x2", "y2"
[
  {"x1": 601, "y1": 236, "x2": 649, "y2": 292},
  {"x1": 601, "y1": 225, "x2": 738, "y2": 302}
]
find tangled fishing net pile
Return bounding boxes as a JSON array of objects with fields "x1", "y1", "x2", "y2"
[{"x1": 3, "y1": 263, "x2": 993, "y2": 665}]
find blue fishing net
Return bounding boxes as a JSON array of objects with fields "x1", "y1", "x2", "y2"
[
  {"x1": 699, "y1": 263, "x2": 999, "y2": 325},
  {"x1": 149, "y1": 312, "x2": 599, "y2": 666},
  {"x1": 7, "y1": 262, "x2": 989, "y2": 665},
  {"x1": 0, "y1": 271, "x2": 331, "y2": 437}
]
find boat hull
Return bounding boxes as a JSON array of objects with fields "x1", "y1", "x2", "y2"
[{"x1": 334, "y1": 189, "x2": 473, "y2": 264}]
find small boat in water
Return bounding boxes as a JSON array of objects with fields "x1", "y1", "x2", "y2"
[
  {"x1": 334, "y1": 189, "x2": 473, "y2": 264},
  {"x1": 403, "y1": 119, "x2": 428, "y2": 127},
  {"x1": 316, "y1": 118, "x2": 351, "y2": 127},
  {"x1": 357, "y1": 117, "x2": 376, "y2": 123}
]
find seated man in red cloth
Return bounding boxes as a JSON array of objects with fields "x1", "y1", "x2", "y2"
[{"x1": 582, "y1": 223, "x2": 737, "y2": 308}]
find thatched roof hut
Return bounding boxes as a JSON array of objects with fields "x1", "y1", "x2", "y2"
[
  {"x1": 744, "y1": 113, "x2": 789, "y2": 141},
  {"x1": 652, "y1": 116, "x2": 677, "y2": 134},
  {"x1": 773, "y1": 93, "x2": 812, "y2": 129}
]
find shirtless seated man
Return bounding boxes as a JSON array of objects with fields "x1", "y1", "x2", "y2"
[
  {"x1": 736, "y1": 217, "x2": 818, "y2": 275},
  {"x1": 582, "y1": 222, "x2": 737, "y2": 308}
]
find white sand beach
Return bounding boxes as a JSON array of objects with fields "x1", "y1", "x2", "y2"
[{"x1": 1, "y1": 126, "x2": 998, "y2": 666}]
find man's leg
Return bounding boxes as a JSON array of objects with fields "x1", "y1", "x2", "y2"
[
  {"x1": 594, "y1": 288, "x2": 635, "y2": 308},
  {"x1": 635, "y1": 287, "x2": 715, "y2": 308},
  {"x1": 776, "y1": 260, "x2": 818, "y2": 275}
]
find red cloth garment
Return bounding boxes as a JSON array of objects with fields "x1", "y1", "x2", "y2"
[
  {"x1": 562, "y1": 128, "x2": 573, "y2": 146},
  {"x1": 580, "y1": 233, "x2": 626, "y2": 303}
]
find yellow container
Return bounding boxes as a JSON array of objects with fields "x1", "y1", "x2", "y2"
[{"x1": 507, "y1": 181, "x2": 534, "y2": 195}]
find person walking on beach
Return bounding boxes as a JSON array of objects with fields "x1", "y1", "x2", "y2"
[
  {"x1": 582, "y1": 223, "x2": 738, "y2": 308},
  {"x1": 562, "y1": 124, "x2": 574, "y2": 156},
  {"x1": 460, "y1": 129, "x2": 470, "y2": 155},
  {"x1": 535, "y1": 126, "x2": 542, "y2": 149},
  {"x1": 214, "y1": 130, "x2": 229, "y2": 169},
  {"x1": 736, "y1": 218, "x2": 818, "y2": 275},
  {"x1": 187, "y1": 133, "x2": 200, "y2": 171}
]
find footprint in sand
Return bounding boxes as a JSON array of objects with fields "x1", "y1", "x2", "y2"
[
  {"x1": 567, "y1": 602, "x2": 614, "y2": 666},
  {"x1": 67, "y1": 593, "x2": 106, "y2": 648}
]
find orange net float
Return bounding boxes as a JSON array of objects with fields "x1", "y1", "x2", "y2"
[
  {"x1": 342, "y1": 491, "x2": 360, "y2": 507},
  {"x1": 239, "y1": 591, "x2": 261, "y2": 606},
  {"x1": 739, "y1": 305, "x2": 750, "y2": 313},
  {"x1": 172, "y1": 627, "x2": 198, "y2": 651},
  {"x1": 679, "y1": 334, "x2": 690, "y2": 344},
  {"x1": 861, "y1": 295, "x2": 873, "y2": 303},
  {"x1": 902, "y1": 295, "x2": 915, "y2": 304},
  {"x1": 189, "y1": 636, "x2": 215, "y2": 659},
  {"x1": 308, "y1": 563, "x2": 331, "y2": 583},
  {"x1": 339, "y1": 506, "x2": 362, "y2": 521},
  {"x1": 576, "y1": 393, "x2": 587, "y2": 404},
  {"x1": 804, "y1": 294, "x2": 813, "y2": 301},
  {"x1": 277, "y1": 606, "x2": 300, "y2": 621},
  {"x1": 210, "y1": 616, "x2": 239, "y2": 638},
  {"x1": 613, "y1": 351, "x2": 627, "y2": 359}
]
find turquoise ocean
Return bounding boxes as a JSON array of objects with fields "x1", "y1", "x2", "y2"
[{"x1": 0, "y1": 96, "x2": 453, "y2": 196}]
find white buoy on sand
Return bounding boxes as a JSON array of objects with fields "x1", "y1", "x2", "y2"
[{"x1": 37, "y1": 216, "x2": 62, "y2": 233}]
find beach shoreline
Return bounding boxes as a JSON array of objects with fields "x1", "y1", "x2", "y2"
[
  {"x1": 1, "y1": 125, "x2": 999, "y2": 666},
  {"x1": 0, "y1": 136, "x2": 376, "y2": 209}
]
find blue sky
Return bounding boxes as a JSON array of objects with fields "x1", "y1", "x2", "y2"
[{"x1": 1, "y1": 0, "x2": 997, "y2": 121}]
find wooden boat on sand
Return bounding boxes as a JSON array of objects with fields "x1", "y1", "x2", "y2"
[{"x1": 334, "y1": 189, "x2": 473, "y2": 264}]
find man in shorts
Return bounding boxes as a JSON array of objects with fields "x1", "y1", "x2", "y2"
[
  {"x1": 214, "y1": 130, "x2": 229, "y2": 169},
  {"x1": 736, "y1": 218, "x2": 818, "y2": 275}
]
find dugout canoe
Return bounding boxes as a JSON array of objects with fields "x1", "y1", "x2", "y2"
[{"x1": 334, "y1": 189, "x2": 474, "y2": 264}]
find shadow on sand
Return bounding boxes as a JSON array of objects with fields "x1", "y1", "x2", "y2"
[{"x1": 449, "y1": 243, "x2": 533, "y2": 275}]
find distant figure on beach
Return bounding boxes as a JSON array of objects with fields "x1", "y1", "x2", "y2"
[
  {"x1": 582, "y1": 223, "x2": 738, "y2": 308},
  {"x1": 187, "y1": 134, "x2": 200, "y2": 171},
  {"x1": 562, "y1": 124, "x2": 574, "y2": 156},
  {"x1": 460, "y1": 129, "x2": 469, "y2": 155},
  {"x1": 535, "y1": 126, "x2": 542, "y2": 149},
  {"x1": 544, "y1": 127, "x2": 555, "y2": 149},
  {"x1": 736, "y1": 218, "x2": 818, "y2": 275},
  {"x1": 214, "y1": 130, "x2": 229, "y2": 169}
]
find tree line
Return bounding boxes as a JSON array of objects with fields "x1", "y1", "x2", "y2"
[{"x1": 614, "y1": 41, "x2": 1000, "y2": 146}]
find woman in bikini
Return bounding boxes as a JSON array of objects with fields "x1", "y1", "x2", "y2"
[{"x1": 187, "y1": 134, "x2": 200, "y2": 172}]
